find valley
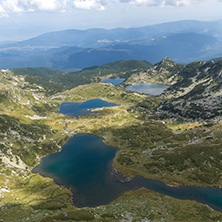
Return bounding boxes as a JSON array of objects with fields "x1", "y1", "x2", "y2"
[{"x1": 0, "y1": 57, "x2": 222, "y2": 222}]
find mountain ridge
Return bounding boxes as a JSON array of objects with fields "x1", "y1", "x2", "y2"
[
  {"x1": 158, "y1": 60, "x2": 222, "y2": 121},
  {"x1": 4, "y1": 19, "x2": 222, "y2": 48},
  {"x1": 0, "y1": 20, "x2": 222, "y2": 69}
]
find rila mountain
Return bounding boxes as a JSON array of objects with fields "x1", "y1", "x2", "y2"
[{"x1": 0, "y1": 42, "x2": 222, "y2": 222}]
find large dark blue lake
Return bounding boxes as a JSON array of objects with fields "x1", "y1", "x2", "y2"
[
  {"x1": 101, "y1": 78, "x2": 125, "y2": 85},
  {"x1": 125, "y1": 83, "x2": 169, "y2": 95},
  {"x1": 59, "y1": 99, "x2": 118, "y2": 116},
  {"x1": 32, "y1": 134, "x2": 139, "y2": 207},
  {"x1": 33, "y1": 133, "x2": 222, "y2": 211}
]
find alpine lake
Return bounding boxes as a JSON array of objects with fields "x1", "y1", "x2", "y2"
[
  {"x1": 101, "y1": 78, "x2": 125, "y2": 85},
  {"x1": 101, "y1": 78, "x2": 169, "y2": 95},
  {"x1": 32, "y1": 87, "x2": 222, "y2": 212},
  {"x1": 125, "y1": 82, "x2": 169, "y2": 95}
]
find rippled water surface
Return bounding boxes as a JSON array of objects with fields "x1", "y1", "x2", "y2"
[{"x1": 125, "y1": 83, "x2": 169, "y2": 95}]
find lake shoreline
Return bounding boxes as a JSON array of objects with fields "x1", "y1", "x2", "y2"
[
  {"x1": 32, "y1": 133, "x2": 222, "y2": 212},
  {"x1": 32, "y1": 133, "x2": 139, "y2": 208}
]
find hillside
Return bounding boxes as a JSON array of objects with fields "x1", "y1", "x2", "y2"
[
  {"x1": 11, "y1": 60, "x2": 152, "y2": 95},
  {"x1": 1, "y1": 58, "x2": 222, "y2": 221},
  {"x1": 158, "y1": 60, "x2": 222, "y2": 121},
  {"x1": 0, "y1": 69, "x2": 68, "y2": 168},
  {"x1": 12, "y1": 67, "x2": 68, "y2": 95},
  {"x1": 125, "y1": 57, "x2": 184, "y2": 85}
]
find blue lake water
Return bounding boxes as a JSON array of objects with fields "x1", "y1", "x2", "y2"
[
  {"x1": 59, "y1": 99, "x2": 118, "y2": 117},
  {"x1": 32, "y1": 133, "x2": 222, "y2": 211},
  {"x1": 32, "y1": 134, "x2": 139, "y2": 207},
  {"x1": 125, "y1": 83, "x2": 169, "y2": 95},
  {"x1": 101, "y1": 78, "x2": 125, "y2": 85}
]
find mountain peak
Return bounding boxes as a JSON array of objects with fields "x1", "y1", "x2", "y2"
[
  {"x1": 161, "y1": 57, "x2": 175, "y2": 63},
  {"x1": 154, "y1": 57, "x2": 179, "y2": 70},
  {"x1": 163, "y1": 56, "x2": 171, "y2": 61}
]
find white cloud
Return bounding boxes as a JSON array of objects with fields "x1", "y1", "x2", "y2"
[
  {"x1": 22, "y1": 0, "x2": 62, "y2": 11},
  {"x1": 0, "y1": 0, "x2": 66, "y2": 16},
  {"x1": 0, "y1": 0, "x2": 220, "y2": 16},
  {"x1": 2, "y1": 0, "x2": 23, "y2": 13},
  {"x1": 28, "y1": 0, "x2": 62, "y2": 11},
  {"x1": 73, "y1": 0, "x2": 105, "y2": 10},
  {"x1": 125, "y1": 0, "x2": 202, "y2": 6},
  {"x1": 0, "y1": 4, "x2": 7, "y2": 16}
]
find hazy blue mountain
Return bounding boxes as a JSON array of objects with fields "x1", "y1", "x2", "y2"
[
  {"x1": 153, "y1": 20, "x2": 222, "y2": 36},
  {"x1": 43, "y1": 32, "x2": 220, "y2": 69},
  {"x1": 3, "y1": 20, "x2": 222, "y2": 48},
  {"x1": 0, "y1": 20, "x2": 222, "y2": 69},
  {"x1": 0, "y1": 32, "x2": 218, "y2": 69},
  {"x1": 212, "y1": 57, "x2": 222, "y2": 62}
]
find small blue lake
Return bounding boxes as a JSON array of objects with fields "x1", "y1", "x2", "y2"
[
  {"x1": 125, "y1": 83, "x2": 169, "y2": 95},
  {"x1": 33, "y1": 133, "x2": 222, "y2": 211},
  {"x1": 101, "y1": 78, "x2": 125, "y2": 85},
  {"x1": 59, "y1": 99, "x2": 118, "y2": 116}
]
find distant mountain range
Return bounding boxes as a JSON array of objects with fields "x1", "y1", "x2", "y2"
[
  {"x1": 1, "y1": 20, "x2": 222, "y2": 69},
  {"x1": 6, "y1": 20, "x2": 222, "y2": 48}
]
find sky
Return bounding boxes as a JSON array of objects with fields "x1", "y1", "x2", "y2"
[{"x1": 0, "y1": 0, "x2": 222, "y2": 41}]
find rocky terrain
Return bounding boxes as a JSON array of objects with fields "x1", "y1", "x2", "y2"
[
  {"x1": 125, "y1": 57, "x2": 184, "y2": 85},
  {"x1": 158, "y1": 60, "x2": 222, "y2": 121}
]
